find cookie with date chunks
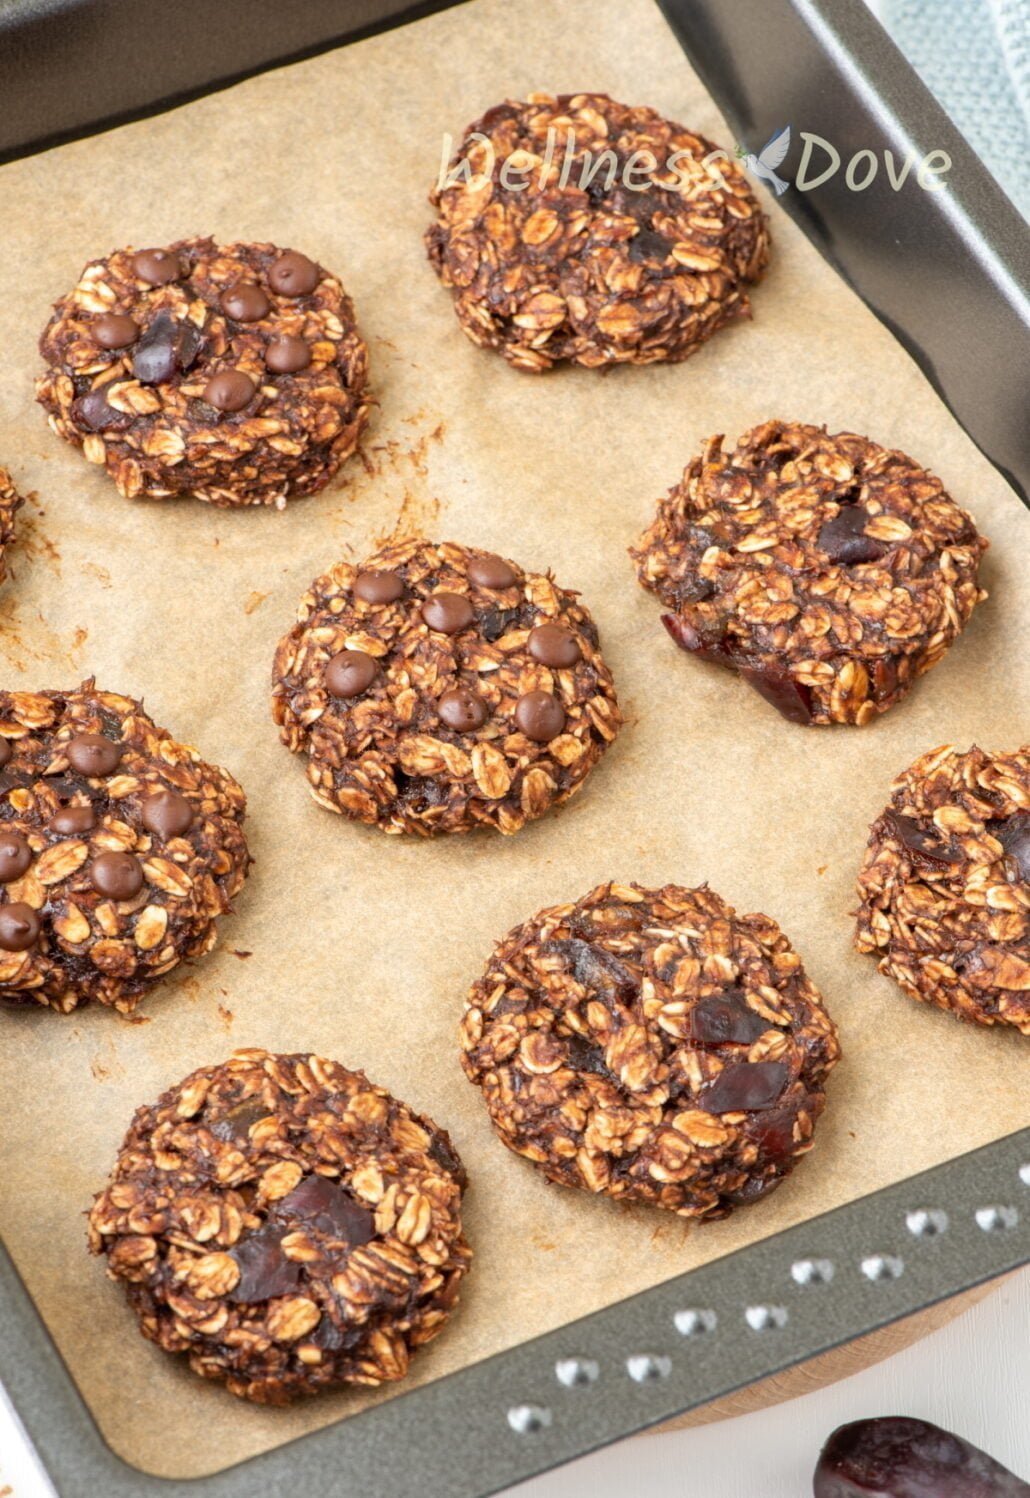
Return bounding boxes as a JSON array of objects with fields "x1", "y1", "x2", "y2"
[
  {"x1": 272, "y1": 537, "x2": 622, "y2": 836},
  {"x1": 426, "y1": 92, "x2": 769, "y2": 372},
  {"x1": 88, "y1": 1049, "x2": 472, "y2": 1405},
  {"x1": 0, "y1": 683, "x2": 248, "y2": 1013},
  {"x1": 36, "y1": 237, "x2": 369, "y2": 507},
  {"x1": 460, "y1": 881, "x2": 840, "y2": 1219},
  {"x1": 855, "y1": 743, "x2": 1030, "y2": 1034},
  {"x1": 631, "y1": 421, "x2": 987, "y2": 725}
]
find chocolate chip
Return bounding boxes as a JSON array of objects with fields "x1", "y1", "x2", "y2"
[
  {"x1": 687, "y1": 990, "x2": 770, "y2": 1047},
  {"x1": 89, "y1": 851, "x2": 144, "y2": 900},
  {"x1": 141, "y1": 789, "x2": 194, "y2": 840},
  {"x1": 264, "y1": 334, "x2": 311, "y2": 374},
  {"x1": 529, "y1": 622, "x2": 581, "y2": 668},
  {"x1": 628, "y1": 228, "x2": 674, "y2": 262},
  {"x1": 0, "y1": 833, "x2": 31, "y2": 884},
  {"x1": 353, "y1": 570, "x2": 404, "y2": 605},
  {"x1": 438, "y1": 686, "x2": 488, "y2": 732},
  {"x1": 427, "y1": 1131, "x2": 468, "y2": 1190},
  {"x1": 515, "y1": 690, "x2": 565, "y2": 742},
  {"x1": 92, "y1": 313, "x2": 139, "y2": 350},
  {"x1": 325, "y1": 649, "x2": 378, "y2": 699},
  {"x1": 203, "y1": 370, "x2": 255, "y2": 413},
  {"x1": 71, "y1": 388, "x2": 131, "y2": 433},
  {"x1": 229, "y1": 1225, "x2": 303, "y2": 1302},
  {"x1": 0, "y1": 903, "x2": 40, "y2": 952},
  {"x1": 993, "y1": 811, "x2": 1030, "y2": 882},
  {"x1": 700, "y1": 1061, "x2": 789, "y2": 1113},
  {"x1": 132, "y1": 248, "x2": 181, "y2": 286},
  {"x1": 817, "y1": 505, "x2": 888, "y2": 565},
  {"x1": 0, "y1": 740, "x2": 10, "y2": 768},
  {"x1": 48, "y1": 804, "x2": 96, "y2": 835},
  {"x1": 467, "y1": 553, "x2": 516, "y2": 590},
  {"x1": 277, "y1": 1175, "x2": 376, "y2": 1245},
  {"x1": 739, "y1": 663, "x2": 814, "y2": 725},
  {"x1": 268, "y1": 251, "x2": 320, "y2": 297},
  {"x1": 65, "y1": 733, "x2": 122, "y2": 777},
  {"x1": 132, "y1": 312, "x2": 202, "y2": 385},
  {"x1": 209, "y1": 1097, "x2": 269, "y2": 1142},
  {"x1": 421, "y1": 592, "x2": 474, "y2": 634},
  {"x1": 888, "y1": 811, "x2": 961, "y2": 867},
  {"x1": 220, "y1": 283, "x2": 271, "y2": 322}
]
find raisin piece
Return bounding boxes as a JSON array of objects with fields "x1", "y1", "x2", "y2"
[
  {"x1": 814, "y1": 1415, "x2": 1030, "y2": 1496},
  {"x1": 699, "y1": 1061, "x2": 789, "y2": 1114},
  {"x1": 687, "y1": 989, "x2": 770, "y2": 1046}
]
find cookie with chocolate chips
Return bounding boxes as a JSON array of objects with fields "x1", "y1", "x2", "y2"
[
  {"x1": 272, "y1": 538, "x2": 622, "y2": 836},
  {"x1": 856, "y1": 744, "x2": 1030, "y2": 1033},
  {"x1": 460, "y1": 881, "x2": 840, "y2": 1219},
  {"x1": 631, "y1": 421, "x2": 988, "y2": 725},
  {"x1": 88, "y1": 1049, "x2": 471, "y2": 1404},
  {"x1": 0, "y1": 467, "x2": 24, "y2": 591},
  {"x1": 0, "y1": 684, "x2": 248, "y2": 1013},
  {"x1": 36, "y1": 237, "x2": 369, "y2": 507},
  {"x1": 426, "y1": 92, "x2": 769, "y2": 371}
]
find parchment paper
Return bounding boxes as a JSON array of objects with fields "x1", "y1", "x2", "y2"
[{"x1": 0, "y1": 0, "x2": 1026, "y2": 1478}]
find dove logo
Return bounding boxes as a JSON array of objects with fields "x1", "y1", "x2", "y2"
[{"x1": 735, "y1": 126, "x2": 791, "y2": 196}]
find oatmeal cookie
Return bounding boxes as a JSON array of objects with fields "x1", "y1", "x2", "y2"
[
  {"x1": 0, "y1": 684, "x2": 248, "y2": 1013},
  {"x1": 0, "y1": 467, "x2": 24, "y2": 588},
  {"x1": 426, "y1": 92, "x2": 769, "y2": 371},
  {"x1": 631, "y1": 421, "x2": 988, "y2": 725},
  {"x1": 88, "y1": 1049, "x2": 472, "y2": 1404},
  {"x1": 272, "y1": 538, "x2": 621, "y2": 836},
  {"x1": 460, "y1": 881, "x2": 840, "y2": 1219},
  {"x1": 36, "y1": 238, "x2": 370, "y2": 507},
  {"x1": 855, "y1": 744, "x2": 1030, "y2": 1033}
]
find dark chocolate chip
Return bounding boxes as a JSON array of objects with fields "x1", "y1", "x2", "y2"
[
  {"x1": 141, "y1": 789, "x2": 194, "y2": 840},
  {"x1": 628, "y1": 227, "x2": 674, "y2": 262},
  {"x1": 209, "y1": 1097, "x2": 269, "y2": 1142},
  {"x1": 264, "y1": 334, "x2": 311, "y2": 374},
  {"x1": 353, "y1": 570, "x2": 404, "y2": 605},
  {"x1": 92, "y1": 313, "x2": 139, "y2": 350},
  {"x1": 993, "y1": 811, "x2": 1030, "y2": 882},
  {"x1": 687, "y1": 989, "x2": 770, "y2": 1047},
  {"x1": 89, "y1": 851, "x2": 144, "y2": 900},
  {"x1": 132, "y1": 312, "x2": 202, "y2": 384},
  {"x1": 887, "y1": 811, "x2": 961, "y2": 867},
  {"x1": 132, "y1": 248, "x2": 181, "y2": 286},
  {"x1": 0, "y1": 833, "x2": 32, "y2": 884},
  {"x1": 268, "y1": 251, "x2": 320, "y2": 297},
  {"x1": 438, "y1": 686, "x2": 489, "y2": 732},
  {"x1": 467, "y1": 553, "x2": 517, "y2": 590},
  {"x1": 71, "y1": 388, "x2": 132, "y2": 433},
  {"x1": 220, "y1": 283, "x2": 270, "y2": 322},
  {"x1": 738, "y1": 663, "x2": 814, "y2": 725},
  {"x1": 229, "y1": 1224, "x2": 303, "y2": 1302},
  {"x1": 203, "y1": 369, "x2": 255, "y2": 412},
  {"x1": 276, "y1": 1175, "x2": 376, "y2": 1245},
  {"x1": 529, "y1": 622, "x2": 581, "y2": 668},
  {"x1": 421, "y1": 592, "x2": 474, "y2": 634},
  {"x1": 325, "y1": 649, "x2": 378, "y2": 699},
  {"x1": 0, "y1": 903, "x2": 40, "y2": 952},
  {"x1": 48, "y1": 804, "x2": 96, "y2": 836},
  {"x1": 65, "y1": 733, "x2": 122, "y2": 777},
  {"x1": 700, "y1": 1061, "x2": 789, "y2": 1113},
  {"x1": 514, "y1": 690, "x2": 565, "y2": 742},
  {"x1": 817, "y1": 505, "x2": 888, "y2": 566}
]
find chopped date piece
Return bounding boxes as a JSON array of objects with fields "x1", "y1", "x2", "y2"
[
  {"x1": 71, "y1": 387, "x2": 132, "y2": 432},
  {"x1": 428, "y1": 1131, "x2": 469, "y2": 1189},
  {"x1": 992, "y1": 811, "x2": 1030, "y2": 882},
  {"x1": 132, "y1": 312, "x2": 202, "y2": 385},
  {"x1": 462, "y1": 882, "x2": 838, "y2": 1220},
  {"x1": 633, "y1": 421, "x2": 987, "y2": 725},
  {"x1": 208, "y1": 1098, "x2": 270, "y2": 1142},
  {"x1": 886, "y1": 810, "x2": 961, "y2": 867},
  {"x1": 229, "y1": 1224, "x2": 303, "y2": 1302},
  {"x1": 813, "y1": 1416, "x2": 1030, "y2": 1497},
  {"x1": 274, "y1": 1175, "x2": 376, "y2": 1246}
]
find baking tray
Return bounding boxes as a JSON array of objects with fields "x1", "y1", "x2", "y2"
[{"x1": 0, "y1": 1, "x2": 1028, "y2": 1496}]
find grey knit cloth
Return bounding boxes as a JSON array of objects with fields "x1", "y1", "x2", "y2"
[{"x1": 871, "y1": 0, "x2": 1030, "y2": 218}]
